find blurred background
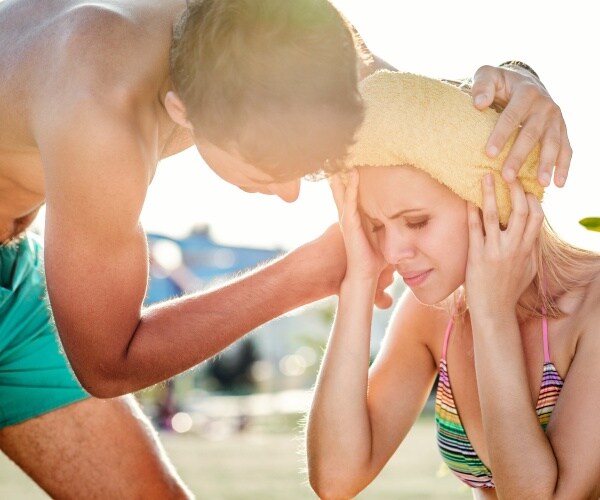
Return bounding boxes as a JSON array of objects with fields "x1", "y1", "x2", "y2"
[{"x1": 1, "y1": 0, "x2": 598, "y2": 498}]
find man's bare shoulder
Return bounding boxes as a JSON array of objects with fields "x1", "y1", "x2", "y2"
[
  {"x1": 1, "y1": 0, "x2": 181, "y2": 113},
  {"x1": 0, "y1": 0, "x2": 187, "y2": 153}
]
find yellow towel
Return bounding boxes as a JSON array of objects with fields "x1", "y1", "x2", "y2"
[{"x1": 341, "y1": 70, "x2": 543, "y2": 225}]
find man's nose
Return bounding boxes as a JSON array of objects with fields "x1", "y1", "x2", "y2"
[{"x1": 270, "y1": 180, "x2": 301, "y2": 203}]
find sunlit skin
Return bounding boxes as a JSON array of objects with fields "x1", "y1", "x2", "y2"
[
  {"x1": 196, "y1": 141, "x2": 301, "y2": 202},
  {"x1": 163, "y1": 90, "x2": 302, "y2": 203},
  {"x1": 308, "y1": 166, "x2": 600, "y2": 500},
  {"x1": 0, "y1": 1, "x2": 580, "y2": 499},
  {"x1": 357, "y1": 165, "x2": 469, "y2": 305}
]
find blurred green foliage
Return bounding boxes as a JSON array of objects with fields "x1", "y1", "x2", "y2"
[{"x1": 579, "y1": 217, "x2": 600, "y2": 232}]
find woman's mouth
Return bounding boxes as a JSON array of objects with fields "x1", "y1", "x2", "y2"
[{"x1": 401, "y1": 269, "x2": 432, "y2": 287}]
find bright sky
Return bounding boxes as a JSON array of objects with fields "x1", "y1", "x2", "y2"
[{"x1": 141, "y1": 0, "x2": 600, "y2": 253}]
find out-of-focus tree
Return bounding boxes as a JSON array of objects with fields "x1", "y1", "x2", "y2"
[{"x1": 579, "y1": 217, "x2": 600, "y2": 232}]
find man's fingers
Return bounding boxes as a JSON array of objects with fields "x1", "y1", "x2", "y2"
[
  {"x1": 501, "y1": 109, "x2": 548, "y2": 184},
  {"x1": 553, "y1": 123, "x2": 573, "y2": 187},
  {"x1": 534, "y1": 120, "x2": 562, "y2": 187},
  {"x1": 487, "y1": 89, "x2": 532, "y2": 164},
  {"x1": 471, "y1": 65, "x2": 499, "y2": 110}
]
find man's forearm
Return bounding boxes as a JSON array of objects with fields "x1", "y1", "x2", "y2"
[{"x1": 82, "y1": 239, "x2": 342, "y2": 397}]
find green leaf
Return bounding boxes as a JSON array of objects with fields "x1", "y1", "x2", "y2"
[{"x1": 579, "y1": 217, "x2": 600, "y2": 232}]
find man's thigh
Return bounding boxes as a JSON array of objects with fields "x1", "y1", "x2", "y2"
[
  {"x1": 0, "y1": 234, "x2": 90, "y2": 427},
  {"x1": 0, "y1": 395, "x2": 192, "y2": 499},
  {"x1": 0, "y1": 236, "x2": 192, "y2": 498}
]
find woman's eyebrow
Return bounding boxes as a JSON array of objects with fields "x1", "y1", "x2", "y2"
[{"x1": 365, "y1": 208, "x2": 426, "y2": 220}]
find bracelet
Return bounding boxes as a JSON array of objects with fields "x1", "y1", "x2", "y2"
[{"x1": 498, "y1": 60, "x2": 540, "y2": 80}]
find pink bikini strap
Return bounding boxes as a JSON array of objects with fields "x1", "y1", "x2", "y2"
[
  {"x1": 442, "y1": 291, "x2": 464, "y2": 361},
  {"x1": 542, "y1": 304, "x2": 550, "y2": 363},
  {"x1": 541, "y1": 274, "x2": 551, "y2": 364},
  {"x1": 442, "y1": 315, "x2": 454, "y2": 361}
]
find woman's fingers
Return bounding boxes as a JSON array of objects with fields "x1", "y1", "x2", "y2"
[
  {"x1": 343, "y1": 169, "x2": 359, "y2": 217},
  {"x1": 374, "y1": 265, "x2": 395, "y2": 309},
  {"x1": 329, "y1": 173, "x2": 346, "y2": 219},
  {"x1": 522, "y1": 194, "x2": 545, "y2": 249},
  {"x1": 506, "y1": 180, "x2": 528, "y2": 238},
  {"x1": 467, "y1": 201, "x2": 484, "y2": 258},
  {"x1": 481, "y1": 174, "x2": 500, "y2": 248}
]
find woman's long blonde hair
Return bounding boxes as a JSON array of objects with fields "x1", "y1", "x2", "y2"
[
  {"x1": 525, "y1": 219, "x2": 600, "y2": 318},
  {"x1": 450, "y1": 219, "x2": 600, "y2": 321}
]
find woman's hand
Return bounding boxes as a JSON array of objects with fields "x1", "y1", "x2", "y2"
[
  {"x1": 465, "y1": 174, "x2": 544, "y2": 317},
  {"x1": 330, "y1": 170, "x2": 391, "y2": 284},
  {"x1": 472, "y1": 65, "x2": 572, "y2": 188}
]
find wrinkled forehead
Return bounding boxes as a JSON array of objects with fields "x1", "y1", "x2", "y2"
[{"x1": 356, "y1": 165, "x2": 457, "y2": 216}]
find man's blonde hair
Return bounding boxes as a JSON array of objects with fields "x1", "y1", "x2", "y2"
[{"x1": 170, "y1": 0, "x2": 364, "y2": 179}]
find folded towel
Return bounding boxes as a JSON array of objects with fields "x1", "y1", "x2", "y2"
[{"x1": 341, "y1": 70, "x2": 543, "y2": 225}]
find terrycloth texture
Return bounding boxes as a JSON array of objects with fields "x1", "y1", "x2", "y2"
[{"x1": 342, "y1": 70, "x2": 544, "y2": 225}]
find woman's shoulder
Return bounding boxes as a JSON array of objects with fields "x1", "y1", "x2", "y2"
[
  {"x1": 387, "y1": 289, "x2": 454, "y2": 346},
  {"x1": 566, "y1": 268, "x2": 600, "y2": 353},
  {"x1": 375, "y1": 289, "x2": 452, "y2": 374},
  {"x1": 581, "y1": 270, "x2": 600, "y2": 328}
]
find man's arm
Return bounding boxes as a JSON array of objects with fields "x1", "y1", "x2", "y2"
[{"x1": 38, "y1": 99, "x2": 346, "y2": 398}]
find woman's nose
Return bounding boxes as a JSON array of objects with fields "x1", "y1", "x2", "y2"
[{"x1": 381, "y1": 230, "x2": 416, "y2": 264}]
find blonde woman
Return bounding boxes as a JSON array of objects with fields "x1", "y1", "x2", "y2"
[{"x1": 306, "y1": 71, "x2": 600, "y2": 499}]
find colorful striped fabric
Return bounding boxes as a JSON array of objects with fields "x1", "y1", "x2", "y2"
[{"x1": 434, "y1": 314, "x2": 564, "y2": 489}]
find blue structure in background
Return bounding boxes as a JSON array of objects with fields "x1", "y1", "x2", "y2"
[
  {"x1": 144, "y1": 226, "x2": 284, "y2": 430},
  {"x1": 145, "y1": 226, "x2": 284, "y2": 305}
]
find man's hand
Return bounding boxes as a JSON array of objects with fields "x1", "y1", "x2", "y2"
[{"x1": 472, "y1": 65, "x2": 572, "y2": 188}]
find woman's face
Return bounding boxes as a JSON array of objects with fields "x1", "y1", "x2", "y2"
[{"x1": 357, "y1": 165, "x2": 469, "y2": 305}]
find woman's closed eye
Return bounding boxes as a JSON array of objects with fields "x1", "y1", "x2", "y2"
[
  {"x1": 369, "y1": 218, "x2": 429, "y2": 233},
  {"x1": 406, "y1": 219, "x2": 429, "y2": 230}
]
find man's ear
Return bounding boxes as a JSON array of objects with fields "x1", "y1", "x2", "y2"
[{"x1": 164, "y1": 91, "x2": 193, "y2": 129}]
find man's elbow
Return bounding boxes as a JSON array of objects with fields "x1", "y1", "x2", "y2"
[{"x1": 71, "y1": 360, "x2": 133, "y2": 399}]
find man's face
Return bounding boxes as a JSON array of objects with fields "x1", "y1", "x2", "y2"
[{"x1": 197, "y1": 141, "x2": 301, "y2": 203}]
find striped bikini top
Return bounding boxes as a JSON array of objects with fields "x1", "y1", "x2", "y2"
[{"x1": 434, "y1": 312, "x2": 564, "y2": 489}]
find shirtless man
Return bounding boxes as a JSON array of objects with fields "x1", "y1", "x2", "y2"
[{"x1": 0, "y1": 0, "x2": 572, "y2": 497}]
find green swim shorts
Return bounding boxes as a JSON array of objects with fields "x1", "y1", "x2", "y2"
[{"x1": 0, "y1": 233, "x2": 89, "y2": 428}]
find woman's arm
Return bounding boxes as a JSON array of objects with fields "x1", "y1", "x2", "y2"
[
  {"x1": 306, "y1": 172, "x2": 438, "y2": 499},
  {"x1": 307, "y1": 288, "x2": 439, "y2": 499},
  {"x1": 466, "y1": 176, "x2": 600, "y2": 498},
  {"x1": 471, "y1": 286, "x2": 600, "y2": 499},
  {"x1": 466, "y1": 175, "x2": 553, "y2": 498},
  {"x1": 545, "y1": 284, "x2": 600, "y2": 499}
]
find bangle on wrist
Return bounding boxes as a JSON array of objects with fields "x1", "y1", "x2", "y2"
[{"x1": 498, "y1": 60, "x2": 540, "y2": 80}]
